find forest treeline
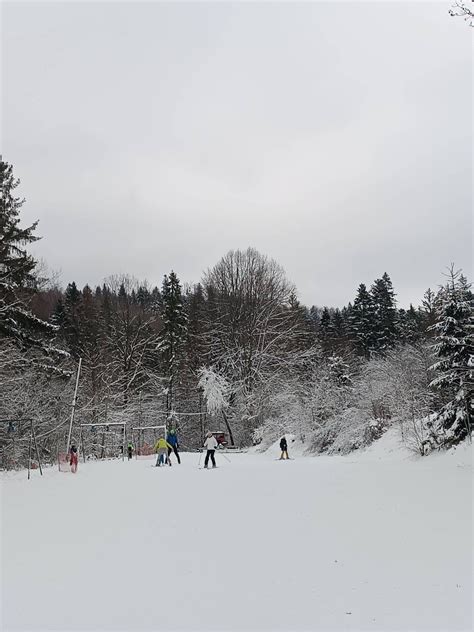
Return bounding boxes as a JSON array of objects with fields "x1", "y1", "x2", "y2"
[{"x1": 1, "y1": 160, "x2": 472, "y2": 467}]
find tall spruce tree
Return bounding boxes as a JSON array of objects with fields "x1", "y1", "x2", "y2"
[
  {"x1": 186, "y1": 283, "x2": 207, "y2": 373},
  {"x1": 350, "y1": 283, "x2": 376, "y2": 357},
  {"x1": 398, "y1": 305, "x2": 422, "y2": 344},
  {"x1": 160, "y1": 271, "x2": 187, "y2": 410},
  {"x1": 371, "y1": 272, "x2": 397, "y2": 352},
  {"x1": 60, "y1": 281, "x2": 83, "y2": 358},
  {"x1": 421, "y1": 288, "x2": 437, "y2": 334},
  {"x1": 429, "y1": 268, "x2": 473, "y2": 448},
  {"x1": 0, "y1": 159, "x2": 68, "y2": 372},
  {"x1": 318, "y1": 307, "x2": 332, "y2": 352}
]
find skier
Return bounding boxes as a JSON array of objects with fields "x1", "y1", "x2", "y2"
[
  {"x1": 154, "y1": 437, "x2": 173, "y2": 467},
  {"x1": 166, "y1": 428, "x2": 181, "y2": 464},
  {"x1": 127, "y1": 441, "x2": 134, "y2": 460},
  {"x1": 279, "y1": 436, "x2": 289, "y2": 460},
  {"x1": 69, "y1": 445, "x2": 79, "y2": 473},
  {"x1": 203, "y1": 431, "x2": 218, "y2": 469}
]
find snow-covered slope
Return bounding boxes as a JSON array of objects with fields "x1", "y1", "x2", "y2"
[{"x1": 2, "y1": 440, "x2": 472, "y2": 631}]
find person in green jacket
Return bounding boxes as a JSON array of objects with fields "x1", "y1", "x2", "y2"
[{"x1": 154, "y1": 437, "x2": 173, "y2": 467}]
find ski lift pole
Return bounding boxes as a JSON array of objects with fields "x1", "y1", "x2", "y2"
[
  {"x1": 66, "y1": 357, "x2": 82, "y2": 454},
  {"x1": 80, "y1": 424, "x2": 86, "y2": 463},
  {"x1": 27, "y1": 430, "x2": 32, "y2": 480},
  {"x1": 31, "y1": 420, "x2": 43, "y2": 476},
  {"x1": 137, "y1": 389, "x2": 142, "y2": 458},
  {"x1": 122, "y1": 424, "x2": 126, "y2": 462}
]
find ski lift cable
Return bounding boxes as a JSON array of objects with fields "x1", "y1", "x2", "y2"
[
  {"x1": 80, "y1": 422, "x2": 127, "y2": 427},
  {"x1": 2, "y1": 415, "x2": 72, "y2": 444}
]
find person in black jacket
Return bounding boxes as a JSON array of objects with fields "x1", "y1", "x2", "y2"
[{"x1": 279, "y1": 436, "x2": 289, "y2": 460}]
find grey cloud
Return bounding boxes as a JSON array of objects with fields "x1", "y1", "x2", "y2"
[{"x1": 2, "y1": 1, "x2": 472, "y2": 307}]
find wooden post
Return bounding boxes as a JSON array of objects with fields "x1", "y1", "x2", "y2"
[{"x1": 31, "y1": 420, "x2": 43, "y2": 476}]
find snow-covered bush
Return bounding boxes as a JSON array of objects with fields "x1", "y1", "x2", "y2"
[{"x1": 197, "y1": 366, "x2": 230, "y2": 415}]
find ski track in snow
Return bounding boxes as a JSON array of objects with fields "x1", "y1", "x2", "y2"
[{"x1": 1, "y1": 440, "x2": 472, "y2": 632}]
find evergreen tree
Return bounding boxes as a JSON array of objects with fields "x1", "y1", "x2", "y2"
[
  {"x1": 420, "y1": 288, "x2": 437, "y2": 334},
  {"x1": 52, "y1": 297, "x2": 67, "y2": 329},
  {"x1": 318, "y1": 307, "x2": 332, "y2": 351},
  {"x1": 150, "y1": 286, "x2": 162, "y2": 313},
  {"x1": 429, "y1": 268, "x2": 473, "y2": 448},
  {"x1": 62, "y1": 281, "x2": 83, "y2": 358},
  {"x1": 371, "y1": 272, "x2": 397, "y2": 352},
  {"x1": 398, "y1": 304, "x2": 422, "y2": 343},
  {"x1": 327, "y1": 354, "x2": 352, "y2": 387},
  {"x1": 287, "y1": 292, "x2": 315, "y2": 351},
  {"x1": 186, "y1": 283, "x2": 206, "y2": 373},
  {"x1": 159, "y1": 271, "x2": 188, "y2": 410},
  {"x1": 118, "y1": 282, "x2": 127, "y2": 302},
  {"x1": 331, "y1": 308, "x2": 346, "y2": 348},
  {"x1": 0, "y1": 160, "x2": 67, "y2": 371},
  {"x1": 136, "y1": 285, "x2": 151, "y2": 308},
  {"x1": 308, "y1": 305, "x2": 320, "y2": 331},
  {"x1": 350, "y1": 283, "x2": 376, "y2": 357}
]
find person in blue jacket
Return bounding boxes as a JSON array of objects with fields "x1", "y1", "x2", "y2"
[{"x1": 166, "y1": 428, "x2": 181, "y2": 464}]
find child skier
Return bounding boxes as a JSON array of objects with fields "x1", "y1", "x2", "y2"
[
  {"x1": 69, "y1": 445, "x2": 78, "y2": 473},
  {"x1": 279, "y1": 436, "x2": 289, "y2": 460},
  {"x1": 154, "y1": 437, "x2": 173, "y2": 467},
  {"x1": 127, "y1": 441, "x2": 134, "y2": 460},
  {"x1": 166, "y1": 428, "x2": 181, "y2": 464},
  {"x1": 203, "y1": 431, "x2": 218, "y2": 469}
]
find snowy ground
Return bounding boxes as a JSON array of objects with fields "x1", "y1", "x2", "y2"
[{"x1": 2, "y1": 431, "x2": 472, "y2": 632}]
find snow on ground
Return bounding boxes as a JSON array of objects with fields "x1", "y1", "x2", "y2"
[{"x1": 1, "y1": 439, "x2": 472, "y2": 632}]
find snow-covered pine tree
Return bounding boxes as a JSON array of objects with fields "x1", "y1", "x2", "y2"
[
  {"x1": 350, "y1": 283, "x2": 376, "y2": 357},
  {"x1": 398, "y1": 304, "x2": 422, "y2": 344},
  {"x1": 62, "y1": 281, "x2": 83, "y2": 358},
  {"x1": 186, "y1": 283, "x2": 207, "y2": 373},
  {"x1": 0, "y1": 159, "x2": 69, "y2": 374},
  {"x1": 288, "y1": 292, "x2": 315, "y2": 351},
  {"x1": 429, "y1": 267, "x2": 473, "y2": 448},
  {"x1": 160, "y1": 271, "x2": 188, "y2": 410},
  {"x1": 421, "y1": 288, "x2": 437, "y2": 334},
  {"x1": 371, "y1": 272, "x2": 398, "y2": 352},
  {"x1": 136, "y1": 285, "x2": 151, "y2": 309},
  {"x1": 150, "y1": 286, "x2": 162, "y2": 313},
  {"x1": 327, "y1": 354, "x2": 352, "y2": 387},
  {"x1": 318, "y1": 307, "x2": 332, "y2": 352},
  {"x1": 331, "y1": 308, "x2": 346, "y2": 350}
]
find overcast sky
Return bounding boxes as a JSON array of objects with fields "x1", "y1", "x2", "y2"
[{"x1": 2, "y1": 1, "x2": 472, "y2": 308}]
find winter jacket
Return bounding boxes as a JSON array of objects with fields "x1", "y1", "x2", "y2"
[
  {"x1": 280, "y1": 438, "x2": 287, "y2": 451},
  {"x1": 154, "y1": 438, "x2": 173, "y2": 452},
  {"x1": 167, "y1": 433, "x2": 178, "y2": 447},
  {"x1": 204, "y1": 436, "x2": 218, "y2": 450}
]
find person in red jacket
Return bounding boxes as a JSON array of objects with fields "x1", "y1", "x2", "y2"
[{"x1": 69, "y1": 445, "x2": 78, "y2": 473}]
